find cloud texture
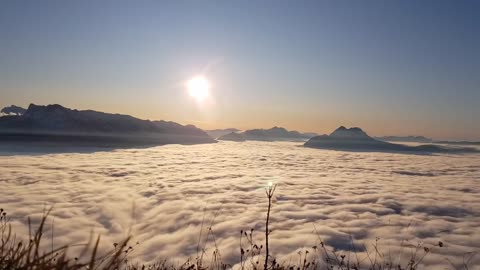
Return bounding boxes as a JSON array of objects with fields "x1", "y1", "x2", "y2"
[{"x1": 0, "y1": 141, "x2": 479, "y2": 268}]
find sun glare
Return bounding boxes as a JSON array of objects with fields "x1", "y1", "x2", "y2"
[{"x1": 187, "y1": 76, "x2": 210, "y2": 102}]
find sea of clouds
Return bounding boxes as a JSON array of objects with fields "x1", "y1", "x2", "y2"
[{"x1": 1, "y1": 141, "x2": 479, "y2": 268}]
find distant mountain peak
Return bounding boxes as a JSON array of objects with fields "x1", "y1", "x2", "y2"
[
  {"x1": 269, "y1": 126, "x2": 288, "y2": 132},
  {"x1": 212, "y1": 126, "x2": 317, "y2": 142},
  {"x1": 330, "y1": 126, "x2": 369, "y2": 138},
  {"x1": 205, "y1": 128, "x2": 241, "y2": 139},
  {"x1": 25, "y1": 103, "x2": 73, "y2": 117},
  {"x1": 1, "y1": 105, "x2": 27, "y2": 116},
  {"x1": 217, "y1": 132, "x2": 245, "y2": 142},
  {"x1": 305, "y1": 126, "x2": 478, "y2": 154},
  {"x1": 28, "y1": 103, "x2": 63, "y2": 110}
]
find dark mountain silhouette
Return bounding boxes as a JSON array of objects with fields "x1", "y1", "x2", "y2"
[
  {"x1": 217, "y1": 132, "x2": 245, "y2": 142},
  {"x1": 329, "y1": 126, "x2": 370, "y2": 139},
  {"x1": 1, "y1": 105, "x2": 27, "y2": 116},
  {"x1": 305, "y1": 126, "x2": 477, "y2": 154},
  {"x1": 206, "y1": 128, "x2": 240, "y2": 139},
  {"x1": 302, "y1": 132, "x2": 319, "y2": 138},
  {"x1": 212, "y1": 126, "x2": 316, "y2": 142},
  {"x1": 241, "y1": 126, "x2": 316, "y2": 142},
  {"x1": 375, "y1": 135, "x2": 432, "y2": 143},
  {"x1": 0, "y1": 104, "x2": 215, "y2": 148}
]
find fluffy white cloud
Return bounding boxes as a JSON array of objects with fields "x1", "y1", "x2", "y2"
[{"x1": 0, "y1": 141, "x2": 479, "y2": 268}]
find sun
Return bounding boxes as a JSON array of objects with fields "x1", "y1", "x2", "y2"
[{"x1": 187, "y1": 75, "x2": 210, "y2": 101}]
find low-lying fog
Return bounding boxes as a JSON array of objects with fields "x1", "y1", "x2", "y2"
[{"x1": 1, "y1": 141, "x2": 479, "y2": 268}]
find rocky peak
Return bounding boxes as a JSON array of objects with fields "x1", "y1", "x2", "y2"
[{"x1": 330, "y1": 126, "x2": 370, "y2": 139}]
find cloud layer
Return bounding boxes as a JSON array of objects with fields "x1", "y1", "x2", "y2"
[{"x1": 1, "y1": 141, "x2": 479, "y2": 268}]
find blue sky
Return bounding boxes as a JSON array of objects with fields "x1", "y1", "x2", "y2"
[{"x1": 1, "y1": 0, "x2": 479, "y2": 140}]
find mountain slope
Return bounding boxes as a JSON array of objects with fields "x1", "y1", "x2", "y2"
[
  {"x1": 241, "y1": 126, "x2": 316, "y2": 141},
  {"x1": 212, "y1": 126, "x2": 317, "y2": 142},
  {"x1": 217, "y1": 132, "x2": 245, "y2": 141},
  {"x1": 0, "y1": 104, "x2": 215, "y2": 147},
  {"x1": 205, "y1": 128, "x2": 240, "y2": 139},
  {"x1": 305, "y1": 126, "x2": 477, "y2": 154},
  {"x1": 375, "y1": 135, "x2": 433, "y2": 143}
]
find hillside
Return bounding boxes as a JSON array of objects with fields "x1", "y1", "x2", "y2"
[
  {"x1": 305, "y1": 126, "x2": 477, "y2": 154},
  {"x1": 0, "y1": 104, "x2": 215, "y2": 148},
  {"x1": 215, "y1": 127, "x2": 316, "y2": 142}
]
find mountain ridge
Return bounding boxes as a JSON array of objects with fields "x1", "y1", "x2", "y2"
[
  {"x1": 205, "y1": 128, "x2": 240, "y2": 139},
  {"x1": 0, "y1": 104, "x2": 215, "y2": 148},
  {"x1": 305, "y1": 126, "x2": 477, "y2": 154},
  {"x1": 0, "y1": 104, "x2": 208, "y2": 136},
  {"x1": 217, "y1": 126, "x2": 317, "y2": 142},
  {"x1": 375, "y1": 135, "x2": 433, "y2": 143}
]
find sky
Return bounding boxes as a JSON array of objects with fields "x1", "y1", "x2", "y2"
[{"x1": 0, "y1": 0, "x2": 479, "y2": 140}]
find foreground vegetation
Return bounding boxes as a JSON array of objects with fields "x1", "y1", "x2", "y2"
[{"x1": 1, "y1": 186, "x2": 477, "y2": 270}]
